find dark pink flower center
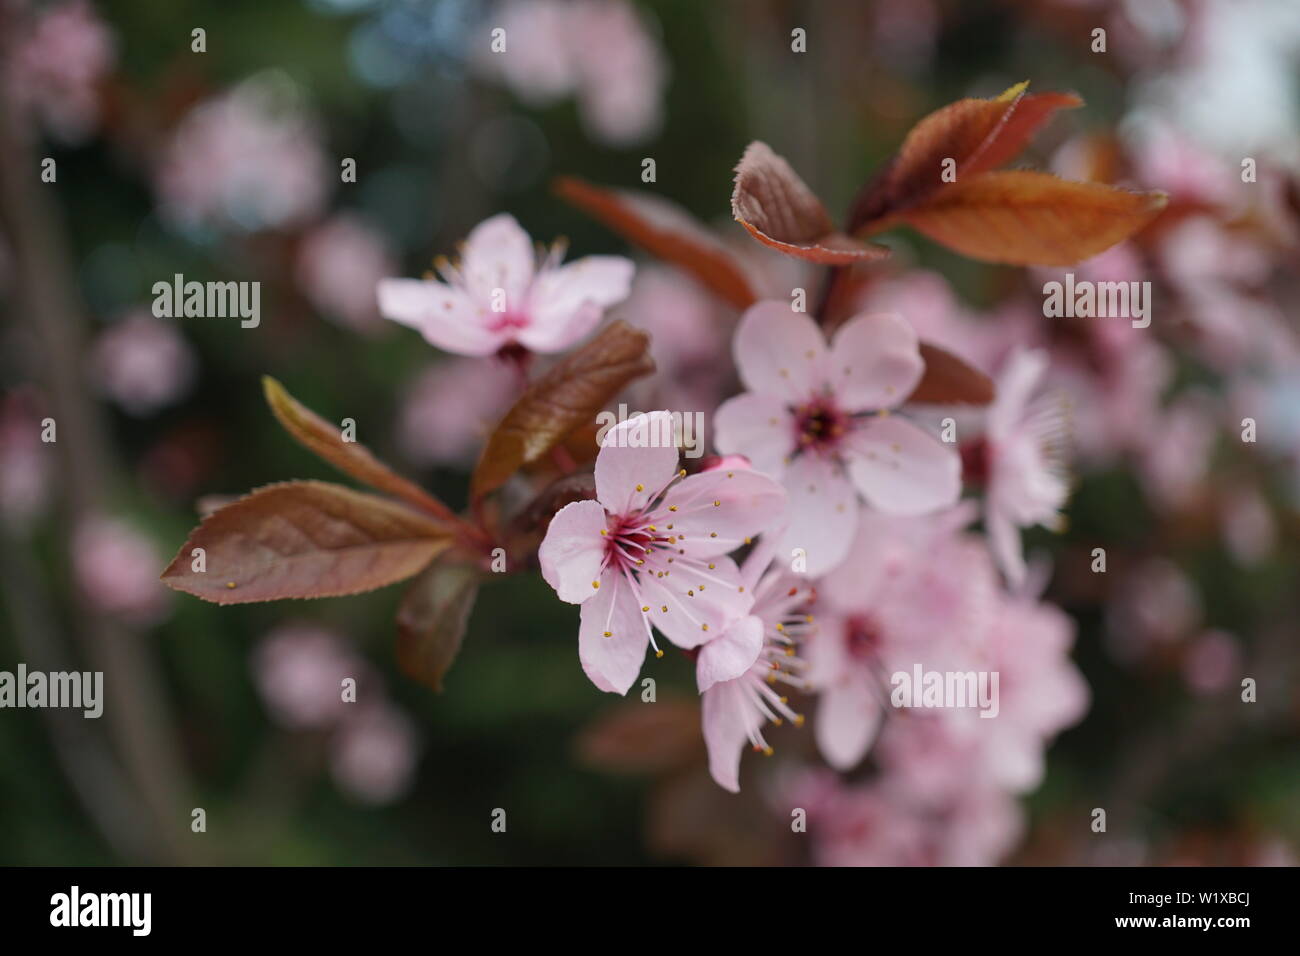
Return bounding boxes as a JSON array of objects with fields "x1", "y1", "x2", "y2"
[
  {"x1": 792, "y1": 396, "x2": 850, "y2": 455},
  {"x1": 844, "y1": 614, "x2": 882, "y2": 661}
]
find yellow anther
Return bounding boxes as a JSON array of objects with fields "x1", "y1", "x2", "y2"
[
  {"x1": 655, "y1": 649, "x2": 664, "y2": 658},
  {"x1": 635, "y1": 483, "x2": 644, "y2": 492},
  {"x1": 591, "y1": 580, "x2": 600, "y2": 589}
]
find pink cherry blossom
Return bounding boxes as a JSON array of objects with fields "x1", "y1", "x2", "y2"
[
  {"x1": 72, "y1": 515, "x2": 169, "y2": 625},
  {"x1": 979, "y1": 349, "x2": 1070, "y2": 586},
  {"x1": 329, "y1": 702, "x2": 419, "y2": 805},
  {"x1": 697, "y1": 543, "x2": 814, "y2": 793},
  {"x1": 539, "y1": 411, "x2": 786, "y2": 695},
  {"x1": 4, "y1": 0, "x2": 116, "y2": 143},
  {"x1": 295, "y1": 212, "x2": 398, "y2": 334},
  {"x1": 378, "y1": 213, "x2": 634, "y2": 356},
  {"x1": 91, "y1": 311, "x2": 197, "y2": 416},
  {"x1": 805, "y1": 507, "x2": 997, "y2": 771},
  {"x1": 0, "y1": 389, "x2": 52, "y2": 531},
  {"x1": 155, "y1": 74, "x2": 329, "y2": 233},
  {"x1": 784, "y1": 768, "x2": 1022, "y2": 866},
  {"x1": 397, "y1": 357, "x2": 518, "y2": 468},
  {"x1": 474, "y1": 0, "x2": 667, "y2": 147},
  {"x1": 713, "y1": 302, "x2": 961, "y2": 576},
  {"x1": 878, "y1": 591, "x2": 1088, "y2": 800},
  {"x1": 252, "y1": 623, "x2": 368, "y2": 731}
]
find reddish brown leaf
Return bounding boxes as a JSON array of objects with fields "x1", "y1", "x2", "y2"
[
  {"x1": 263, "y1": 376, "x2": 457, "y2": 525},
  {"x1": 554, "y1": 176, "x2": 759, "y2": 309},
  {"x1": 849, "y1": 83, "x2": 1082, "y2": 233},
  {"x1": 891, "y1": 170, "x2": 1168, "y2": 266},
  {"x1": 732, "y1": 141, "x2": 890, "y2": 264},
  {"x1": 908, "y1": 343, "x2": 995, "y2": 405},
  {"x1": 160, "y1": 481, "x2": 450, "y2": 604},
  {"x1": 471, "y1": 320, "x2": 654, "y2": 500},
  {"x1": 395, "y1": 557, "x2": 481, "y2": 692}
]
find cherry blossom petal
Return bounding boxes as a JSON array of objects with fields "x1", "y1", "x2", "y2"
[
  {"x1": 985, "y1": 507, "x2": 1026, "y2": 587},
  {"x1": 815, "y1": 678, "x2": 881, "y2": 770},
  {"x1": 638, "y1": 554, "x2": 748, "y2": 649},
  {"x1": 701, "y1": 678, "x2": 761, "y2": 793},
  {"x1": 519, "y1": 255, "x2": 635, "y2": 353},
  {"x1": 696, "y1": 615, "x2": 763, "y2": 692},
  {"x1": 713, "y1": 392, "x2": 794, "y2": 477},
  {"x1": 539, "y1": 499, "x2": 609, "y2": 604},
  {"x1": 376, "y1": 279, "x2": 502, "y2": 356},
  {"x1": 594, "y1": 411, "x2": 681, "y2": 515},
  {"x1": 776, "y1": 453, "x2": 858, "y2": 576},
  {"x1": 732, "y1": 301, "x2": 829, "y2": 402},
  {"x1": 988, "y1": 348, "x2": 1048, "y2": 437},
  {"x1": 845, "y1": 415, "x2": 961, "y2": 515},
  {"x1": 459, "y1": 213, "x2": 536, "y2": 307},
  {"x1": 578, "y1": 571, "x2": 650, "y2": 694},
  {"x1": 658, "y1": 467, "x2": 787, "y2": 559},
  {"x1": 828, "y1": 312, "x2": 924, "y2": 412}
]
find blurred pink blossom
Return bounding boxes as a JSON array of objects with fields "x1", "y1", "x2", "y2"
[
  {"x1": 981, "y1": 349, "x2": 1070, "y2": 586},
  {"x1": 72, "y1": 515, "x2": 168, "y2": 625},
  {"x1": 90, "y1": 311, "x2": 197, "y2": 416},
  {"x1": 252, "y1": 623, "x2": 366, "y2": 731},
  {"x1": 805, "y1": 509, "x2": 998, "y2": 771},
  {"x1": 1182, "y1": 629, "x2": 1241, "y2": 696},
  {"x1": 476, "y1": 0, "x2": 667, "y2": 146},
  {"x1": 398, "y1": 356, "x2": 518, "y2": 468},
  {"x1": 296, "y1": 213, "x2": 398, "y2": 334},
  {"x1": 378, "y1": 213, "x2": 633, "y2": 356},
  {"x1": 1220, "y1": 483, "x2": 1276, "y2": 566},
  {"x1": 329, "y1": 703, "x2": 419, "y2": 805},
  {"x1": 0, "y1": 389, "x2": 52, "y2": 530},
  {"x1": 155, "y1": 74, "x2": 329, "y2": 233},
  {"x1": 4, "y1": 0, "x2": 116, "y2": 142}
]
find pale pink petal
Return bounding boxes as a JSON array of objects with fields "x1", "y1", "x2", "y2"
[
  {"x1": 988, "y1": 349, "x2": 1048, "y2": 437},
  {"x1": 696, "y1": 615, "x2": 763, "y2": 692},
  {"x1": 539, "y1": 499, "x2": 609, "y2": 604},
  {"x1": 638, "y1": 554, "x2": 748, "y2": 649},
  {"x1": 519, "y1": 255, "x2": 634, "y2": 353},
  {"x1": 815, "y1": 679, "x2": 881, "y2": 771},
  {"x1": 845, "y1": 415, "x2": 960, "y2": 515},
  {"x1": 593, "y1": 411, "x2": 680, "y2": 514},
  {"x1": 732, "y1": 301, "x2": 829, "y2": 402},
  {"x1": 713, "y1": 392, "x2": 793, "y2": 477},
  {"x1": 458, "y1": 213, "x2": 536, "y2": 306},
  {"x1": 701, "y1": 678, "x2": 760, "y2": 793},
  {"x1": 776, "y1": 454, "x2": 858, "y2": 576},
  {"x1": 578, "y1": 571, "x2": 650, "y2": 694},
  {"x1": 657, "y1": 467, "x2": 787, "y2": 559},
  {"x1": 985, "y1": 507, "x2": 1026, "y2": 587},
  {"x1": 828, "y1": 312, "x2": 924, "y2": 412},
  {"x1": 377, "y1": 279, "x2": 502, "y2": 356}
]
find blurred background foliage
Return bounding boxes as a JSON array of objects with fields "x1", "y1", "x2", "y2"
[{"x1": 1, "y1": 0, "x2": 1298, "y2": 865}]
